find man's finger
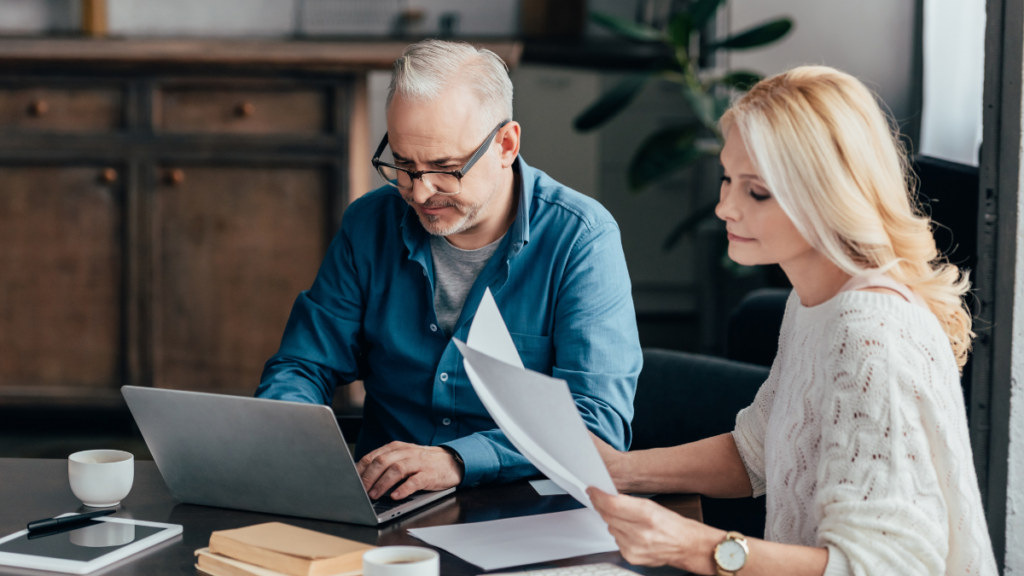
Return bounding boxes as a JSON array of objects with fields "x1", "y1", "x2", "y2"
[
  {"x1": 357, "y1": 442, "x2": 400, "y2": 475},
  {"x1": 367, "y1": 460, "x2": 412, "y2": 499},
  {"x1": 391, "y1": 472, "x2": 425, "y2": 499},
  {"x1": 360, "y1": 446, "x2": 406, "y2": 491}
]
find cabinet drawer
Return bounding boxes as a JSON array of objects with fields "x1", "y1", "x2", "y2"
[
  {"x1": 156, "y1": 87, "x2": 327, "y2": 135},
  {"x1": 0, "y1": 87, "x2": 122, "y2": 132}
]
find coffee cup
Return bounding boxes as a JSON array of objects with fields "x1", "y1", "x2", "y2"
[
  {"x1": 362, "y1": 546, "x2": 439, "y2": 576},
  {"x1": 68, "y1": 450, "x2": 134, "y2": 507}
]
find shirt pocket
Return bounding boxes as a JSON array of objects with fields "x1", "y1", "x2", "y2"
[{"x1": 509, "y1": 332, "x2": 554, "y2": 374}]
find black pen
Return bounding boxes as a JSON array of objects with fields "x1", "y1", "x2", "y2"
[{"x1": 27, "y1": 509, "x2": 116, "y2": 532}]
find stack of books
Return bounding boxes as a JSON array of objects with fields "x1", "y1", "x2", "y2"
[{"x1": 195, "y1": 522, "x2": 375, "y2": 576}]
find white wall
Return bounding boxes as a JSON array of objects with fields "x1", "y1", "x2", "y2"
[
  {"x1": 1007, "y1": 81, "x2": 1024, "y2": 569},
  {"x1": 728, "y1": 0, "x2": 917, "y2": 131},
  {"x1": 919, "y1": 0, "x2": 985, "y2": 166},
  {"x1": 1009, "y1": 279, "x2": 1024, "y2": 574},
  {"x1": 0, "y1": 0, "x2": 76, "y2": 33},
  {"x1": 0, "y1": 0, "x2": 518, "y2": 36}
]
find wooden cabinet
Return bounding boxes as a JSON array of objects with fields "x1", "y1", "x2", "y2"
[
  {"x1": 155, "y1": 86, "x2": 328, "y2": 135},
  {"x1": 0, "y1": 86, "x2": 123, "y2": 132},
  {"x1": 0, "y1": 50, "x2": 350, "y2": 405},
  {"x1": 0, "y1": 166, "x2": 123, "y2": 390},
  {"x1": 0, "y1": 38, "x2": 521, "y2": 407},
  {"x1": 153, "y1": 166, "x2": 327, "y2": 391}
]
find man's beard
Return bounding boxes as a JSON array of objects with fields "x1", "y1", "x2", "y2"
[{"x1": 409, "y1": 182, "x2": 500, "y2": 237}]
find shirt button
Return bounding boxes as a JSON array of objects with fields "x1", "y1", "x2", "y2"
[
  {"x1": 440, "y1": 372, "x2": 448, "y2": 382},
  {"x1": 442, "y1": 418, "x2": 451, "y2": 426},
  {"x1": 430, "y1": 324, "x2": 438, "y2": 332}
]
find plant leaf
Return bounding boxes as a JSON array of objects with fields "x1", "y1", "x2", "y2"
[
  {"x1": 708, "y1": 18, "x2": 793, "y2": 50},
  {"x1": 689, "y1": 0, "x2": 726, "y2": 29},
  {"x1": 590, "y1": 11, "x2": 665, "y2": 42},
  {"x1": 668, "y1": 12, "x2": 692, "y2": 49},
  {"x1": 663, "y1": 201, "x2": 719, "y2": 251},
  {"x1": 680, "y1": 84, "x2": 718, "y2": 128},
  {"x1": 628, "y1": 124, "x2": 705, "y2": 191},
  {"x1": 574, "y1": 73, "x2": 652, "y2": 132}
]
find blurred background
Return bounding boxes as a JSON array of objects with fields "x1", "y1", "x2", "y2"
[{"x1": 0, "y1": 0, "x2": 981, "y2": 461}]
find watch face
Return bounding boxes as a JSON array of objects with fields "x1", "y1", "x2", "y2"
[{"x1": 717, "y1": 539, "x2": 747, "y2": 572}]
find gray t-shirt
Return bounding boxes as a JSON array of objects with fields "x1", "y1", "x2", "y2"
[{"x1": 430, "y1": 234, "x2": 505, "y2": 335}]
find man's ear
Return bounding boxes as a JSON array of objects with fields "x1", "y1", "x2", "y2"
[{"x1": 497, "y1": 121, "x2": 521, "y2": 168}]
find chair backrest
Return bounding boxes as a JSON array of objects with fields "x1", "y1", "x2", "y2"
[
  {"x1": 726, "y1": 288, "x2": 790, "y2": 368},
  {"x1": 632, "y1": 348, "x2": 770, "y2": 537},
  {"x1": 632, "y1": 349, "x2": 769, "y2": 451}
]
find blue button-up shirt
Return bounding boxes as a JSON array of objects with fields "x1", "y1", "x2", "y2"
[{"x1": 256, "y1": 157, "x2": 642, "y2": 486}]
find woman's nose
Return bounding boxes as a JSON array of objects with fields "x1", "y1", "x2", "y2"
[{"x1": 715, "y1": 186, "x2": 740, "y2": 222}]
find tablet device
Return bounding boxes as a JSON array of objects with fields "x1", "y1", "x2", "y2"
[{"x1": 0, "y1": 515, "x2": 182, "y2": 574}]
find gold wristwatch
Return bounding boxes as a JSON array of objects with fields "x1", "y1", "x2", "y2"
[{"x1": 714, "y1": 531, "x2": 749, "y2": 575}]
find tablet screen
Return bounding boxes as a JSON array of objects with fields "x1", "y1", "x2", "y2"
[{"x1": 0, "y1": 520, "x2": 164, "y2": 562}]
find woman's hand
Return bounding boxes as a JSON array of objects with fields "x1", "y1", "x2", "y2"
[
  {"x1": 587, "y1": 487, "x2": 722, "y2": 575},
  {"x1": 589, "y1": 432, "x2": 632, "y2": 491}
]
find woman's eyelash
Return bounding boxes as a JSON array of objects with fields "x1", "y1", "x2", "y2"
[
  {"x1": 720, "y1": 176, "x2": 731, "y2": 184},
  {"x1": 750, "y1": 190, "x2": 770, "y2": 201}
]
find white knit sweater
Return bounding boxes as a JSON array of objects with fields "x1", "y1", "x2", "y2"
[{"x1": 732, "y1": 290, "x2": 997, "y2": 575}]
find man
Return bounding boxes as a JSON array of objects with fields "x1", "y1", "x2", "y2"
[{"x1": 256, "y1": 39, "x2": 642, "y2": 501}]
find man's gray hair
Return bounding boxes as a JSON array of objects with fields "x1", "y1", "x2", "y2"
[{"x1": 386, "y1": 39, "x2": 513, "y2": 128}]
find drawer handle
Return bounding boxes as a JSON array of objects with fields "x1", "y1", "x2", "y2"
[
  {"x1": 164, "y1": 169, "x2": 185, "y2": 186},
  {"x1": 99, "y1": 168, "x2": 118, "y2": 184},
  {"x1": 27, "y1": 100, "x2": 49, "y2": 117},
  {"x1": 234, "y1": 102, "x2": 255, "y2": 118}
]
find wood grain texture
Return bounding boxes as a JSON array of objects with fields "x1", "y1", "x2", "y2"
[
  {"x1": 153, "y1": 166, "x2": 327, "y2": 393},
  {"x1": 0, "y1": 39, "x2": 524, "y2": 71},
  {"x1": 0, "y1": 86, "x2": 122, "y2": 132},
  {"x1": 157, "y1": 87, "x2": 327, "y2": 135},
  {"x1": 0, "y1": 459, "x2": 699, "y2": 575},
  {"x1": 0, "y1": 166, "x2": 122, "y2": 388}
]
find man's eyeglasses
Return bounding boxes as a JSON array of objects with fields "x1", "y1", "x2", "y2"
[{"x1": 371, "y1": 120, "x2": 510, "y2": 196}]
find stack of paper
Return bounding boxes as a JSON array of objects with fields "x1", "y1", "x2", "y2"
[
  {"x1": 453, "y1": 288, "x2": 618, "y2": 508},
  {"x1": 409, "y1": 289, "x2": 621, "y2": 570}
]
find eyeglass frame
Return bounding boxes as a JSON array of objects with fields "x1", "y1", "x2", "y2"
[{"x1": 371, "y1": 119, "x2": 511, "y2": 196}]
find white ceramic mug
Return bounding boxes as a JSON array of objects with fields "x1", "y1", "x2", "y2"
[
  {"x1": 68, "y1": 450, "x2": 134, "y2": 507},
  {"x1": 362, "y1": 546, "x2": 439, "y2": 576}
]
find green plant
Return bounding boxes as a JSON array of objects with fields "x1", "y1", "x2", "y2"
[{"x1": 574, "y1": 1, "x2": 793, "y2": 249}]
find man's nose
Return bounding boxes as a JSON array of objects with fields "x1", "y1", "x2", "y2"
[{"x1": 409, "y1": 177, "x2": 437, "y2": 205}]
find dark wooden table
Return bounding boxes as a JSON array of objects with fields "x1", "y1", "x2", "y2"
[{"x1": 0, "y1": 459, "x2": 700, "y2": 575}]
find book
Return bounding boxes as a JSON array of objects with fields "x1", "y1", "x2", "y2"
[
  {"x1": 194, "y1": 548, "x2": 361, "y2": 576},
  {"x1": 207, "y1": 522, "x2": 373, "y2": 576}
]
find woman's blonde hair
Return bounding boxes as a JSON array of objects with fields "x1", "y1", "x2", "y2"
[{"x1": 721, "y1": 66, "x2": 974, "y2": 367}]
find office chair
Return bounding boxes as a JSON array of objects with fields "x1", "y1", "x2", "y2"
[{"x1": 632, "y1": 348, "x2": 769, "y2": 538}]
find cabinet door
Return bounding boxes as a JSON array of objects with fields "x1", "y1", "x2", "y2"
[
  {"x1": 0, "y1": 166, "x2": 123, "y2": 389},
  {"x1": 153, "y1": 166, "x2": 328, "y2": 393}
]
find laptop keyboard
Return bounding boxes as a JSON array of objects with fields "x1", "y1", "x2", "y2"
[{"x1": 371, "y1": 482, "x2": 426, "y2": 513}]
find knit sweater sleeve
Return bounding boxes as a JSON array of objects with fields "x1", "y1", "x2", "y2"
[
  {"x1": 814, "y1": 306, "x2": 951, "y2": 575},
  {"x1": 732, "y1": 290, "x2": 799, "y2": 498}
]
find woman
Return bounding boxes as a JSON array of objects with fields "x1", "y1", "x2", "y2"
[{"x1": 587, "y1": 66, "x2": 997, "y2": 576}]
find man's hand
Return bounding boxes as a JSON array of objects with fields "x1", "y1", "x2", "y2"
[{"x1": 356, "y1": 442, "x2": 463, "y2": 500}]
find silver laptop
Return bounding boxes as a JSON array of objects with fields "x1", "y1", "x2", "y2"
[{"x1": 121, "y1": 386, "x2": 455, "y2": 526}]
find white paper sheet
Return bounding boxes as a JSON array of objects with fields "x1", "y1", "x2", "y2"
[
  {"x1": 456, "y1": 288, "x2": 617, "y2": 509},
  {"x1": 530, "y1": 479, "x2": 569, "y2": 496},
  {"x1": 407, "y1": 508, "x2": 617, "y2": 571}
]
